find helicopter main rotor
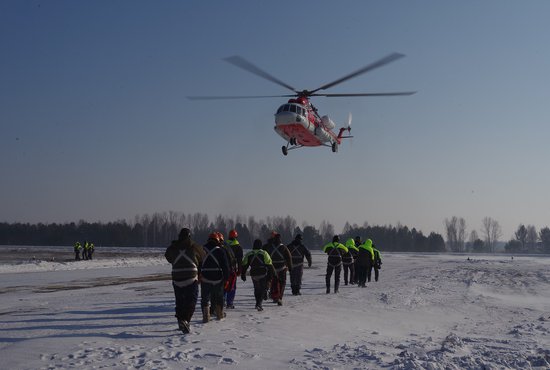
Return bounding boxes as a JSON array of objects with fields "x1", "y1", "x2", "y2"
[{"x1": 188, "y1": 53, "x2": 416, "y2": 100}]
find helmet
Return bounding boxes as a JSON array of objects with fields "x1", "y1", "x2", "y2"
[
  {"x1": 271, "y1": 231, "x2": 279, "y2": 238},
  {"x1": 208, "y1": 233, "x2": 219, "y2": 243},
  {"x1": 229, "y1": 229, "x2": 238, "y2": 239},
  {"x1": 332, "y1": 235, "x2": 340, "y2": 243},
  {"x1": 295, "y1": 234, "x2": 302, "y2": 241}
]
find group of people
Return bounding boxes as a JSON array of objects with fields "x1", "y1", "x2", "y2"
[
  {"x1": 323, "y1": 235, "x2": 382, "y2": 294},
  {"x1": 73, "y1": 241, "x2": 95, "y2": 261},
  {"x1": 165, "y1": 228, "x2": 380, "y2": 334}
]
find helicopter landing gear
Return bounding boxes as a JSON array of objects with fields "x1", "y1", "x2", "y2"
[
  {"x1": 331, "y1": 142, "x2": 338, "y2": 153},
  {"x1": 282, "y1": 140, "x2": 303, "y2": 156}
]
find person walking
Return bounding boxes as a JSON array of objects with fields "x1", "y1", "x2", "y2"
[
  {"x1": 264, "y1": 232, "x2": 292, "y2": 305},
  {"x1": 74, "y1": 241, "x2": 82, "y2": 261},
  {"x1": 287, "y1": 234, "x2": 312, "y2": 295},
  {"x1": 372, "y1": 243, "x2": 382, "y2": 282},
  {"x1": 343, "y1": 238, "x2": 359, "y2": 285},
  {"x1": 201, "y1": 233, "x2": 230, "y2": 323},
  {"x1": 164, "y1": 228, "x2": 205, "y2": 334},
  {"x1": 241, "y1": 239, "x2": 276, "y2": 311},
  {"x1": 224, "y1": 229, "x2": 243, "y2": 309},
  {"x1": 356, "y1": 238, "x2": 374, "y2": 287},
  {"x1": 322, "y1": 235, "x2": 348, "y2": 294}
]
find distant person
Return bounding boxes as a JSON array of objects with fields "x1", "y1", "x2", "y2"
[
  {"x1": 287, "y1": 234, "x2": 312, "y2": 295},
  {"x1": 372, "y1": 243, "x2": 382, "y2": 282},
  {"x1": 322, "y1": 235, "x2": 348, "y2": 294},
  {"x1": 356, "y1": 239, "x2": 374, "y2": 287},
  {"x1": 224, "y1": 229, "x2": 243, "y2": 309},
  {"x1": 264, "y1": 232, "x2": 292, "y2": 305},
  {"x1": 164, "y1": 228, "x2": 205, "y2": 334},
  {"x1": 201, "y1": 233, "x2": 230, "y2": 322},
  {"x1": 241, "y1": 239, "x2": 276, "y2": 311},
  {"x1": 74, "y1": 241, "x2": 82, "y2": 261},
  {"x1": 343, "y1": 238, "x2": 359, "y2": 285},
  {"x1": 88, "y1": 242, "x2": 95, "y2": 260},
  {"x1": 83, "y1": 241, "x2": 90, "y2": 260}
]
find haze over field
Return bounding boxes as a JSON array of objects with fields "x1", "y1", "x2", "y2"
[{"x1": 2, "y1": 1, "x2": 550, "y2": 239}]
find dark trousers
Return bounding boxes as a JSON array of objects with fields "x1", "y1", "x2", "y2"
[
  {"x1": 74, "y1": 252, "x2": 80, "y2": 261},
  {"x1": 201, "y1": 281, "x2": 224, "y2": 308},
  {"x1": 172, "y1": 281, "x2": 199, "y2": 322},
  {"x1": 252, "y1": 277, "x2": 268, "y2": 307},
  {"x1": 325, "y1": 264, "x2": 341, "y2": 293},
  {"x1": 374, "y1": 267, "x2": 379, "y2": 282},
  {"x1": 343, "y1": 263, "x2": 355, "y2": 284},
  {"x1": 367, "y1": 263, "x2": 373, "y2": 282},
  {"x1": 355, "y1": 265, "x2": 367, "y2": 286},
  {"x1": 270, "y1": 268, "x2": 287, "y2": 301},
  {"x1": 290, "y1": 264, "x2": 304, "y2": 294}
]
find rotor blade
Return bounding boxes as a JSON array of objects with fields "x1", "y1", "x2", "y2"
[
  {"x1": 310, "y1": 53, "x2": 407, "y2": 94},
  {"x1": 224, "y1": 56, "x2": 298, "y2": 93},
  {"x1": 187, "y1": 94, "x2": 296, "y2": 100},
  {"x1": 312, "y1": 91, "x2": 416, "y2": 97}
]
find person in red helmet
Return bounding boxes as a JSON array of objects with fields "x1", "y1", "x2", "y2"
[
  {"x1": 165, "y1": 228, "x2": 205, "y2": 334},
  {"x1": 224, "y1": 229, "x2": 243, "y2": 309},
  {"x1": 264, "y1": 232, "x2": 292, "y2": 305},
  {"x1": 200, "y1": 232, "x2": 230, "y2": 323}
]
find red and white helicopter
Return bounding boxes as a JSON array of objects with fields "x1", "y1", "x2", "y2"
[{"x1": 189, "y1": 53, "x2": 415, "y2": 156}]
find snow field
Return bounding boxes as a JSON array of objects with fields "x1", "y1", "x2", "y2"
[{"x1": 0, "y1": 252, "x2": 549, "y2": 369}]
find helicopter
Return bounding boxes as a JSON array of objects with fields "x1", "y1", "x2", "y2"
[{"x1": 188, "y1": 53, "x2": 415, "y2": 156}]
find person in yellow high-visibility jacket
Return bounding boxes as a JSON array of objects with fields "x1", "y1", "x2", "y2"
[
  {"x1": 322, "y1": 235, "x2": 348, "y2": 294},
  {"x1": 356, "y1": 239, "x2": 375, "y2": 287}
]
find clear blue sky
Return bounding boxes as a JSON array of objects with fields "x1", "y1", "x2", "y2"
[{"x1": 1, "y1": 1, "x2": 549, "y2": 240}]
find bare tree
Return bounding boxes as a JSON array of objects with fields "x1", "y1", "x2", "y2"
[
  {"x1": 481, "y1": 217, "x2": 502, "y2": 253},
  {"x1": 319, "y1": 220, "x2": 335, "y2": 242},
  {"x1": 468, "y1": 230, "x2": 479, "y2": 252},
  {"x1": 445, "y1": 216, "x2": 466, "y2": 252},
  {"x1": 526, "y1": 225, "x2": 538, "y2": 253},
  {"x1": 514, "y1": 224, "x2": 528, "y2": 252}
]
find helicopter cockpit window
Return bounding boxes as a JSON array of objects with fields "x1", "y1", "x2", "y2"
[{"x1": 290, "y1": 105, "x2": 297, "y2": 113}]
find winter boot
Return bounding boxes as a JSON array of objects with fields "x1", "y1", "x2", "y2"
[
  {"x1": 178, "y1": 319, "x2": 190, "y2": 334},
  {"x1": 326, "y1": 286, "x2": 330, "y2": 294},
  {"x1": 215, "y1": 305, "x2": 225, "y2": 320},
  {"x1": 202, "y1": 305, "x2": 210, "y2": 323}
]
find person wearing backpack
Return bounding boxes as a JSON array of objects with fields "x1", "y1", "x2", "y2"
[
  {"x1": 200, "y1": 232, "x2": 230, "y2": 323},
  {"x1": 264, "y1": 232, "x2": 292, "y2": 306},
  {"x1": 356, "y1": 238, "x2": 375, "y2": 287},
  {"x1": 322, "y1": 235, "x2": 348, "y2": 294},
  {"x1": 287, "y1": 234, "x2": 312, "y2": 295},
  {"x1": 343, "y1": 237, "x2": 359, "y2": 285},
  {"x1": 241, "y1": 239, "x2": 277, "y2": 311},
  {"x1": 165, "y1": 228, "x2": 205, "y2": 334},
  {"x1": 372, "y1": 243, "x2": 382, "y2": 282},
  {"x1": 224, "y1": 229, "x2": 243, "y2": 309}
]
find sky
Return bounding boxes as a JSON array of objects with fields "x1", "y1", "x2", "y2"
[{"x1": 1, "y1": 1, "x2": 549, "y2": 240}]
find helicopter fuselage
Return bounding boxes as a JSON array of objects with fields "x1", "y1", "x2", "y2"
[{"x1": 274, "y1": 97, "x2": 340, "y2": 148}]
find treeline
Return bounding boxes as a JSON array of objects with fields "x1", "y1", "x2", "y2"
[{"x1": 0, "y1": 212, "x2": 446, "y2": 252}]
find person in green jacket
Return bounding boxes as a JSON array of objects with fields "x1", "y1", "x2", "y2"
[
  {"x1": 356, "y1": 239, "x2": 374, "y2": 287},
  {"x1": 74, "y1": 242, "x2": 82, "y2": 261},
  {"x1": 372, "y1": 243, "x2": 382, "y2": 282},
  {"x1": 322, "y1": 235, "x2": 348, "y2": 294},
  {"x1": 241, "y1": 239, "x2": 276, "y2": 311},
  {"x1": 343, "y1": 238, "x2": 359, "y2": 285}
]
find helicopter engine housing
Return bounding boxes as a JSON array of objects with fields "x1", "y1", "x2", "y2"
[{"x1": 321, "y1": 115, "x2": 335, "y2": 130}]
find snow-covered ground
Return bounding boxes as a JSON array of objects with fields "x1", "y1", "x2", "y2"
[{"x1": 1, "y1": 249, "x2": 549, "y2": 369}]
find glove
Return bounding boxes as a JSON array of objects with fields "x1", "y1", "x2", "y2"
[{"x1": 241, "y1": 274, "x2": 246, "y2": 282}]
